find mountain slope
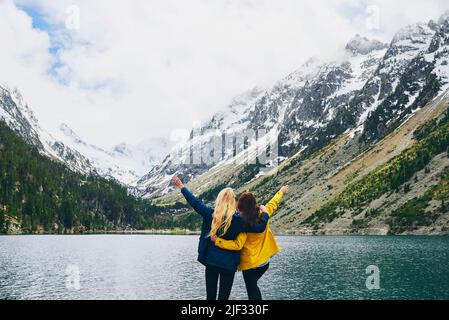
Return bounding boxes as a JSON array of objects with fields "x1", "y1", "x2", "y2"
[
  {"x1": 0, "y1": 85, "x2": 169, "y2": 185},
  {"x1": 301, "y1": 96, "x2": 449, "y2": 235},
  {"x1": 0, "y1": 119, "x2": 164, "y2": 234},
  {"x1": 162, "y1": 88, "x2": 449, "y2": 235},
  {"x1": 136, "y1": 86, "x2": 268, "y2": 196},
  {"x1": 138, "y1": 38, "x2": 388, "y2": 197},
  {"x1": 55, "y1": 123, "x2": 167, "y2": 185},
  {"x1": 0, "y1": 86, "x2": 96, "y2": 175},
  {"x1": 150, "y1": 14, "x2": 449, "y2": 235},
  {"x1": 139, "y1": 14, "x2": 449, "y2": 198}
]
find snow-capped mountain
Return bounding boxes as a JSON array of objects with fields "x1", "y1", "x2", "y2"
[
  {"x1": 2, "y1": 13, "x2": 449, "y2": 199},
  {"x1": 137, "y1": 13, "x2": 449, "y2": 198},
  {"x1": 112, "y1": 138, "x2": 171, "y2": 172},
  {"x1": 135, "y1": 86, "x2": 267, "y2": 196},
  {"x1": 0, "y1": 85, "x2": 169, "y2": 185},
  {"x1": 278, "y1": 35, "x2": 389, "y2": 156},
  {"x1": 0, "y1": 85, "x2": 96, "y2": 175},
  {"x1": 54, "y1": 123, "x2": 171, "y2": 184},
  {"x1": 135, "y1": 36, "x2": 389, "y2": 197}
]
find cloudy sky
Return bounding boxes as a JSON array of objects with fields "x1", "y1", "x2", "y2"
[{"x1": 1, "y1": 0, "x2": 449, "y2": 148}]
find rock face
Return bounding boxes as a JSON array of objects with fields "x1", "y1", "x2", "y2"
[
  {"x1": 137, "y1": 13, "x2": 449, "y2": 198},
  {"x1": 345, "y1": 34, "x2": 388, "y2": 55}
]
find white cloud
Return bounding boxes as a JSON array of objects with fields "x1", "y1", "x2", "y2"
[{"x1": 1, "y1": 0, "x2": 449, "y2": 148}]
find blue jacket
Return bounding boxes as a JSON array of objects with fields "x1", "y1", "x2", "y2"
[{"x1": 181, "y1": 188, "x2": 269, "y2": 272}]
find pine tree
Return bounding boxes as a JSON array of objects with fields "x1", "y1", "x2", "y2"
[{"x1": 0, "y1": 211, "x2": 4, "y2": 233}]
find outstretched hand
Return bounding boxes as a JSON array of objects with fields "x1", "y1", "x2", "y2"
[
  {"x1": 171, "y1": 176, "x2": 185, "y2": 189},
  {"x1": 210, "y1": 234, "x2": 218, "y2": 243},
  {"x1": 259, "y1": 204, "x2": 267, "y2": 213},
  {"x1": 280, "y1": 185, "x2": 289, "y2": 194}
]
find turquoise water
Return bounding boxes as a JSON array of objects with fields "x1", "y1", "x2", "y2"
[{"x1": 0, "y1": 235, "x2": 448, "y2": 300}]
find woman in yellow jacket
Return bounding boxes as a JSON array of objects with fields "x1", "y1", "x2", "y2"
[{"x1": 211, "y1": 185, "x2": 289, "y2": 300}]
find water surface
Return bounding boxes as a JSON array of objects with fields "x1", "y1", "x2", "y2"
[{"x1": 0, "y1": 235, "x2": 448, "y2": 300}]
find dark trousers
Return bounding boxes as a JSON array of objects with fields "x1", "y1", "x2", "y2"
[
  {"x1": 205, "y1": 265, "x2": 236, "y2": 300},
  {"x1": 242, "y1": 263, "x2": 270, "y2": 300}
]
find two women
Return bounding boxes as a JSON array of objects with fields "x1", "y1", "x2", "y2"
[
  {"x1": 171, "y1": 176, "x2": 270, "y2": 300},
  {"x1": 172, "y1": 176, "x2": 288, "y2": 300},
  {"x1": 211, "y1": 186, "x2": 288, "y2": 300}
]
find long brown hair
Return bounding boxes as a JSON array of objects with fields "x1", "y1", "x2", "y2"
[{"x1": 238, "y1": 192, "x2": 259, "y2": 227}]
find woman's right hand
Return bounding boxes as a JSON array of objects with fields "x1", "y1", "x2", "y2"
[
  {"x1": 210, "y1": 234, "x2": 218, "y2": 243},
  {"x1": 259, "y1": 204, "x2": 267, "y2": 213},
  {"x1": 280, "y1": 185, "x2": 289, "y2": 194},
  {"x1": 171, "y1": 176, "x2": 185, "y2": 189}
]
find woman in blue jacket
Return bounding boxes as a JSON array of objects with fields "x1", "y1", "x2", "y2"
[{"x1": 172, "y1": 176, "x2": 269, "y2": 300}]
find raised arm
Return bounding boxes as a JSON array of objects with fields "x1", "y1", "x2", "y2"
[
  {"x1": 265, "y1": 185, "x2": 289, "y2": 217},
  {"x1": 172, "y1": 176, "x2": 213, "y2": 217},
  {"x1": 213, "y1": 232, "x2": 247, "y2": 251}
]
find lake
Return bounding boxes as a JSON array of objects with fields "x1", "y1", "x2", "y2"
[{"x1": 0, "y1": 235, "x2": 448, "y2": 300}]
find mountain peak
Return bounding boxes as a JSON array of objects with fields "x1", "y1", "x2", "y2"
[
  {"x1": 392, "y1": 22, "x2": 436, "y2": 44},
  {"x1": 230, "y1": 86, "x2": 265, "y2": 107},
  {"x1": 59, "y1": 123, "x2": 84, "y2": 145},
  {"x1": 345, "y1": 34, "x2": 388, "y2": 55},
  {"x1": 438, "y1": 10, "x2": 449, "y2": 25},
  {"x1": 112, "y1": 143, "x2": 133, "y2": 157}
]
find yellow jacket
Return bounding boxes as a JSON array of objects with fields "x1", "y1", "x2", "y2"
[{"x1": 215, "y1": 191, "x2": 284, "y2": 271}]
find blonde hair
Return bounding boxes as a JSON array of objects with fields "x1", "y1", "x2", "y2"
[{"x1": 209, "y1": 188, "x2": 236, "y2": 237}]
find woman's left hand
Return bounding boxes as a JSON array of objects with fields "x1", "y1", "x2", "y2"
[
  {"x1": 210, "y1": 234, "x2": 218, "y2": 243},
  {"x1": 259, "y1": 204, "x2": 267, "y2": 213},
  {"x1": 171, "y1": 176, "x2": 184, "y2": 189}
]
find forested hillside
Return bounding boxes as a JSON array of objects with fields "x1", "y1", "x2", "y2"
[
  {"x1": 305, "y1": 110, "x2": 449, "y2": 225},
  {"x1": 0, "y1": 121, "x2": 192, "y2": 234}
]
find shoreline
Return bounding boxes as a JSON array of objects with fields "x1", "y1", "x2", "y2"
[
  {"x1": 0, "y1": 229, "x2": 201, "y2": 236},
  {"x1": 2, "y1": 225, "x2": 449, "y2": 237},
  {"x1": 1, "y1": 230, "x2": 449, "y2": 236}
]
